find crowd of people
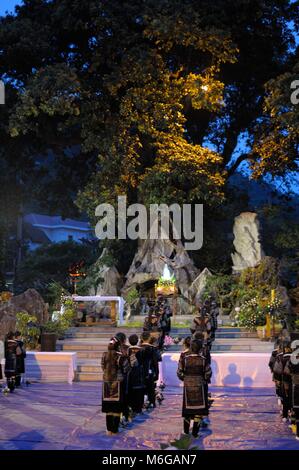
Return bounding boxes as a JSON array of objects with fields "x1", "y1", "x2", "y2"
[
  {"x1": 0, "y1": 331, "x2": 27, "y2": 393},
  {"x1": 269, "y1": 335, "x2": 299, "y2": 440},
  {"x1": 101, "y1": 296, "x2": 219, "y2": 436}
]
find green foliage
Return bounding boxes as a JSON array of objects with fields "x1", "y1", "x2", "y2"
[
  {"x1": 160, "y1": 434, "x2": 198, "y2": 450},
  {"x1": 0, "y1": 0, "x2": 298, "y2": 280},
  {"x1": 252, "y1": 60, "x2": 299, "y2": 177},
  {"x1": 124, "y1": 288, "x2": 139, "y2": 306},
  {"x1": 205, "y1": 257, "x2": 282, "y2": 321},
  {"x1": 203, "y1": 274, "x2": 236, "y2": 313},
  {"x1": 44, "y1": 297, "x2": 77, "y2": 337},
  {"x1": 16, "y1": 240, "x2": 99, "y2": 302},
  {"x1": 238, "y1": 257, "x2": 279, "y2": 297},
  {"x1": 15, "y1": 311, "x2": 40, "y2": 350},
  {"x1": 46, "y1": 281, "x2": 69, "y2": 310}
]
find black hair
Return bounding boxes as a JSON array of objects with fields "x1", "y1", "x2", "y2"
[
  {"x1": 183, "y1": 336, "x2": 191, "y2": 349},
  {"x1": 115, "y1": 332, "x2": 126, "y2": 343},
  {"x1": 190, "y1": 340, "x2": 201, "y2": 354},
  {"x1": 141, "y1": 331, "x2": 150, "y2": 342},
  {"x1": 129, "y1": 334, "x2": 139, "y2": 346},
  {"x1": 193, "y1": 331, "x2": 204, "y2": 341},
  {"x1": 15, "y1": 331, "x2": 21, "y2": 337},
  {"x1": 6, "y1": 331, "x2": 15, "y2": 340}
]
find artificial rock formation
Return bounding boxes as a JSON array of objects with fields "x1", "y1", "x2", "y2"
[
  {"x1": 122, "y1": 238, "x2": 199, "y2": 298},
  {"x1": 89, "y1": 248, "x2": 122, "y2": 296},
  {"x1": 231, "y1": 212, "x2": 264, "y2": 273},
  {"x1": 187, "y1": 267, "x2": 213, "y2": 304},
  {"x1": 0, "y1": 288, "x2": 48, "y2": 340}
]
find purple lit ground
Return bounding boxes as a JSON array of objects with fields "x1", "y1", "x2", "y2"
[{"x1": 0, "y1": 383, "x2": 299, "y2": 450}]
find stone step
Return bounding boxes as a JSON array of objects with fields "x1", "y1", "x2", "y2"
[
  {"x1": 77, "y1": 364, "x2": 101, "y2": 373},
  {"x1": 62, "y1": 343, "x2": 108, "y2": 351},
  {"x1": 215, "y1": 332, "x2": 258, "y2": 339},
  {"x1": 68, "y1": 327, "x2": 143, "y2": 333},
  {"x1": 75, "y1": 372, "x2": 102, "y2": 382},
  {"x1": 77, "y1": 351, "x2": 105, "y2": 359},
  {"x1": 213, "y1": 338, "x2": 263, "y2": 344},
  {"x1": 66, "y1": 328, "x2": 142, "y2": 337},
  {"x1": 212, "y1": 344, "x2": 273, "y2": 352}
]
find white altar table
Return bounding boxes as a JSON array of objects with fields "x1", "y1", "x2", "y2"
[{"x1": 161, "y1": 352, "x2": 273, "y2": 388}]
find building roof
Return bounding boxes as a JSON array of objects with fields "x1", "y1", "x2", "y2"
[
  {"x1": 24, "y1": 213, "x2": 92, "y2": 232},
  {"x1": 23, "y1": 223, "x2": 51, "y2": 244}
]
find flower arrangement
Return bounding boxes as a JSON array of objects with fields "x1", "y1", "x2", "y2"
[
  {"x1": 163, "y1": 335, "x2": 181, "y2": 349},
  {"x1": 265, "y1": 297, "x2": 281, "y2": 314},
  {"x1": 156, "y1": 275, "x2": 176, "y2": 295},
  {"x1": 163, "y1": 335, "x2": 174, "y2": 347},
  {"x1": 235, "y1": 297, "x2": 266, "y2": 331}
]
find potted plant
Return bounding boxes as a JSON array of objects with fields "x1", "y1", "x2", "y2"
[
  {"x1": 15, "y1": 312, "x2": 40, "y2": 350},
  {"x1": 40, "y1": 321, "x2": 62, "y2": 351},
  {"x1": 41, "y1": 297, "x2": 77, "y2": 351}
]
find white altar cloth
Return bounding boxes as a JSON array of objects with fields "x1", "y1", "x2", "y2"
[
  {"x1": 25, "y1": 352, "x2": 77, "y2": 384},
  {"x1": 161, "y1": 352, "x2": 273, "y2": 388},
  {"x1": 71, "y1": 295, "x2": 125, "y2": 325}
]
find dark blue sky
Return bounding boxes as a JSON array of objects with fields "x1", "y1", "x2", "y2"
[{"x1": 0, "y1": 0, "x2": 20, "y2": 16}]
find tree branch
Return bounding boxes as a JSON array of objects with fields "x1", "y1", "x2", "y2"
[{"x1": 226, "y1": 153, "x2": 250, "y2": 176}]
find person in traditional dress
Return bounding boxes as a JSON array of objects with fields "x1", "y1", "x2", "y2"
[
  {"x1": 182, "y1": 336, "x2": 191, "y2": 354},
  {"x1": 190, "y1": 308, "x2": 212, "y2": 346},
  {"x1": 288, "y1": 342, "x2": 299, "y2": 440},
  {"x1": 115, "y1": 332, "x2": 129, "y2": 356},
  {"x1": 192, "y1": 331, "x2": 211, "y2": 365},
  {"x1": 4, "y1": 331, "x2": 20, "y2": 392},
  {"x1": 14, "y1": 331, "x2": 26, "y2": 387},
  {"x1": 210, "y1": 300, "x2": 219, "y2": 341},
  {"x1": 114, "y1": 332, "x2": 130, "y2": 424},
  {"x1": 272, "y1": 340, "x2": 292, "y2": 420},
  {"x1": 127, "y1": 334, "x2": 146, "y2": 415},
  {"x1": 143, "y1": 307, "x2": 163, "y2": 349},
  {"x1": 269, "y1": 338, "x2": 282, "y2": 402},
  {"x1": 281, "y1": 342, "x2": 293, "y2": 422},
  {"x1": 140, "y1": 331, "x2": 159, "y2": 409},
  {"x1": 160, "y1": 300, "x2": 173, "y2": 347},
  {"x1": 177, "y1": 339, "x2": 212, "y2": 437},
  {"x1": 101, "y1": 337, "x2": 130, "y2": 435},
  {"x1": 0, "y1": 339, "x2": 4, "y2": 384}
]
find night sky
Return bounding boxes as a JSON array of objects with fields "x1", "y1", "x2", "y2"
[{"x1": 0, "y1": 0, "x2": 21, "y2": 16}]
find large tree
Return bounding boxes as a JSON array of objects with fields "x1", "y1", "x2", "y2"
[{"x1": 0, "y1": 0, "x2": 298, "y2": 275}]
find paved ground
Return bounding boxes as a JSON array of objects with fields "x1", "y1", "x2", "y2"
[{"x1": 0, "y1": 382, "x2": 299, "y2": 450}]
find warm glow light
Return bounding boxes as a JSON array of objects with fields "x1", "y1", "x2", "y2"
[{"x1": 201, "y1": 85, "x2": 209, "y2": 91}]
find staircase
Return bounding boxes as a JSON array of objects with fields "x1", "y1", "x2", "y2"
[
  {"x1": 58, "y1": 325, "x2": 273, "y2": 382},
  {"x1": 212, "y1": 327, "x2": 273, "y2": 353},
  {"x1": 57, "y1": 326, "x2": 143, "y2": 382}
]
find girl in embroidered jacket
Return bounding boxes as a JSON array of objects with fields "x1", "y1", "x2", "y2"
[
  {"x1": 101, "y1": 337, "x2": 129, "y2": 435},
  {"x1": 177, "y1": 339, "x2": 212, "y2": 437}
]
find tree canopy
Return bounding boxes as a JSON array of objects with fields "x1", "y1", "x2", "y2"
[
  {"x1": 0, "y1": 0, "x2": 299, "y2": 283},
  {"x1": 0, "y1": 1, "x2": 298, "y2": 214}
]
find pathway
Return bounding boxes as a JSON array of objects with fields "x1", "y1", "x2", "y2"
[{"x1": 0, "y1": 383, "x2": 299, "y2": 450}]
